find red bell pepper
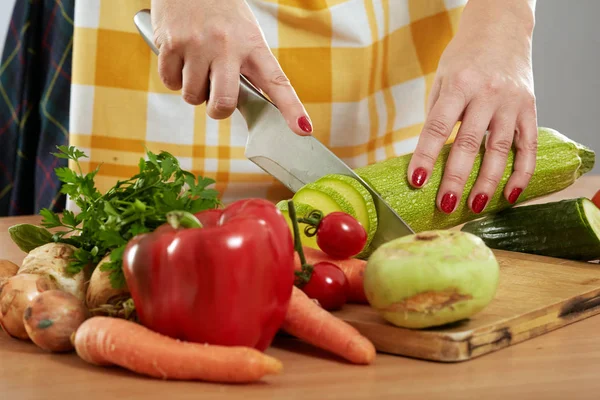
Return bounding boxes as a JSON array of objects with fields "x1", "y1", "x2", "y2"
[{"x1": 122, "y1": 198, "x2": 295, "y2": 351}]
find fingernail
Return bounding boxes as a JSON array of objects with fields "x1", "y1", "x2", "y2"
[
  {"x1": 508, "y1": 188, "x2": 523, "y2": 204},
  {"x1": 472, "y1": 193, "x2": 489, "y2": 214},
  {"x1": 298, "y1": 116, "x2": 312, "y2": 133},
  {"x1": 411, "y1": 167, "x2": 427, "y2": 187},
  {"x1": 441, "y1": 192, "x2": 457, "y2": 214}
]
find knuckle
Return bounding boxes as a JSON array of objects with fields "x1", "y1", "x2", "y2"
[
  {"x1": 212, "y1": 96, "x2": 237, "y2": 112},
  {"x1": 159, "y1": 32, "x2": 185, "y2": 54},
  {"x1": 206, "y1": 24, "x2": 229, "y2": 44},
  {"x1": 487, "y1": 138, "x2": 513, "y2": 156},
  {"x1": 161, "y1": 76, "x2": 179, "y2": 90},
  {"x1": 444, "y1": 171, "x2": 467, "y2": 186},
  {"x1": 454, "y1": 131, "x2": 482, "y2": 154},
  {"x1": 520, "y1": 137, "x2": 538, "y2": 153},
  {"x1": 423, "y1": 118, "x2": 451, "y2": 141},
  {"x1": 480, "y1": 172, "x2": 502, "y2": 188},
  {"x1": 521, "y1": 169, "x2": 534, "y2": 180},
  {"x1": 414, "y1": 150, "x2": 436, "y2": 165},
  {"x1": 269, "y1": 72, "x2": 292, "y2": 87},
  {"x1": 523, "y1": 91, "x2": 537, "y2": 109},
  {"x1": 182, "y1": 91, "x2": 203, "y2": 105},
  {"x1": 247, "y1": 28, "x2": 267, "y2": 49},
  {"x1": 449, "y1": 69, "x2": 474, "y2": 96},
  {"x1": 483, "y1": 74, "x2": 505, "y2": 95},
  {"x1": 515, "y1": 128, "x2": 538, "y2": 153}
]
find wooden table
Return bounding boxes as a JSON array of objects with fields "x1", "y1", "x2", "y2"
[{"x1": 2, "y1": 177, "x2": 600, "y2": 400}]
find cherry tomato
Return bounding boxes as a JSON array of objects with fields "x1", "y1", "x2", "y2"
[
  {"x1": 301, "y1": 262, "x2": 349, "y2": 310},
  {"x1": 592, "y1": 190, "x2": 600, "y2": 209},
  {"x1": 316, "y1": 212, "x2": 367, "y2": 259}
]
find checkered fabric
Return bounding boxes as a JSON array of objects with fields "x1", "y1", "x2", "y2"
[
  {"x1": 0, "y1": 0, "x2": 74, "y2": 216},
  {"x1": 70, "y1": 0, "x2": 467, "y2": 208}
]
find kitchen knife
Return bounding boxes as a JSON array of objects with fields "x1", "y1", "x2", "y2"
[{"x1": 133, "y1": 9, "x2": 415, "y2": 251}]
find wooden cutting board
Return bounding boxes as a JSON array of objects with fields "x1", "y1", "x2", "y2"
[{"x1": 332, "y1": 249, "x2": 600, "y2": 362}]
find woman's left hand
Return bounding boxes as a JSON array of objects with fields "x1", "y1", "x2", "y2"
[{"x1": 407, "y1": 0, "x2": 538, "y2": 214}]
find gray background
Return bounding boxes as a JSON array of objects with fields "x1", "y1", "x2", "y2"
[{"x1": 1, "y1": 1, "x2": 599, "y2": 171}]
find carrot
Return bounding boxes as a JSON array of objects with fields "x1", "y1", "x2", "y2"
[
  {"x1": 72, "y1": 316, "x2": 283, "y2": 382},
  {"x1": 294, "y1": 246, "x2": 368, "y2": 304},
  {"x1": 282, "y1": 286, "x2": 376, "y2": 365}
]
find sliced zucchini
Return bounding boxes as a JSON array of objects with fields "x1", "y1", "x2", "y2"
[
  {"x1": 291, "y1": 183, "x2": 358, "y2": 251},
  {"x1": 314, "y1": 174, "x2": 378, "y2": 247},
  {"x1": 293, "y1": 183, "x2": 357, "y2": 218}
]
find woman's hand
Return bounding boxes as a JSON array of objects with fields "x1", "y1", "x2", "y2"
[
  {"x1": 150, "y1": 0, "x2": 313, "y2": 135},
  {"x1": 407, "y1": 0, "x2": 538, "y2": 214}
]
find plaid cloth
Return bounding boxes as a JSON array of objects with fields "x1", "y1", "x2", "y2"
[
  {"x1": 69, "y1": 0, "x2": 467, "y2": 207},
  {"x1": 0, "y1": 0, "x2": 74, "y2": 216}
]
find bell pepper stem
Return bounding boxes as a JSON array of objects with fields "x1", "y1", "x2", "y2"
[
  {"x1": 166, "y1": 211, "x2": 203, "y2": 229},
  {"x1": 287, "y1": 200, "x2": 313, "y2": 285}
]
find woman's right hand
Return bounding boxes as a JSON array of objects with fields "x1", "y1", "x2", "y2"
[{"x1": 150, "y1": 0, "x2": 313, "y2": 135}]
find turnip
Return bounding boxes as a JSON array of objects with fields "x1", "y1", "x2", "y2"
[
  {"x1": 364, "y1": 230, "x2": 500, "y2": 329},
  {"x1": 0, "y1": 260, "x2": 19, "y2": 285},
  {"x1": 23, "y1": 290, "x2": 89, "y2": 352},
  {"x1": 0, "y1": 273, "x2": 58, "y2": 339},
  {"x1": 19, "y1": 242, "x2": 89, "y2": 302},
  {"x1": 85, "y1": 253, "x2": 130, "y2": 310}
]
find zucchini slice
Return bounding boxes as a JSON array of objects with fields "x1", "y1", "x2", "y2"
[{"x1": 313, "y1": 174, "x2": 378, "y2": 247}]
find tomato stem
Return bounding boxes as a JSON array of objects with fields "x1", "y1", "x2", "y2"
[
  {"x1": 297, "y1": 210, "x2": 323, "y2": 238},
  {"x1": 287, "y1": 200, "x2": 313, "y2": 285},
  {"x1": 166, "y1": 211, "x2": 203, "y2": 229}
]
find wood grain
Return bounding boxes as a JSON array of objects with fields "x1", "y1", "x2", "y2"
[{"x1": 334, "y1": 250, "x2": 600, "y2": 362}]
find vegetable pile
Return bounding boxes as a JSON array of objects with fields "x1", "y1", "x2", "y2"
[
  {"x1": 0, "y1": 146, "x2": 377, "y2": 383},
  {"x1": 1, "y1": 125, "x2": 597, "y2": 382}
]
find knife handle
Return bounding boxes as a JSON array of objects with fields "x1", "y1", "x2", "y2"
[{"x1": 133, "y1": 9, "x2": 276, "y2": 117}]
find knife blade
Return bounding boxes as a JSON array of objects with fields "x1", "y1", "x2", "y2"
[{"x1": 133, "y1": 9, "x2": 415, "y2": 251}]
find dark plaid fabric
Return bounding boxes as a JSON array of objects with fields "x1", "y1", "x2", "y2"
[{"x1": 0, "y1": 0, "x2": 74, "y2": 216}]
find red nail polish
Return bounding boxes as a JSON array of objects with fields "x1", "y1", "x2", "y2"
[
  {"x1": 508, "y1": 188, "x2": 523, "y2": 204},
  {"x1": 298, "y1": 116, "x2": 312, "y2": 133},
  {"x1": 441, "y1": 192, "x2": 457, "y2": 214},
  {"x1": 411, "y1": 167, "x2": 427, "y2": 187},
  {"x1": 472, "y1": 193, "x2": 489, "y2": 214}
]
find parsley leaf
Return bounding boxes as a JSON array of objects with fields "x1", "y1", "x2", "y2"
[{"x1": 41, "y1": 145, "x2": 221, "y2": 289}]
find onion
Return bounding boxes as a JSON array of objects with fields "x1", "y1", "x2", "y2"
[
  {"x1": 0, "y1": 274, "x2": 58, "y2": 339},
  {"x1": 23, "y1": 290, "x2": 90, "y2": 352}
]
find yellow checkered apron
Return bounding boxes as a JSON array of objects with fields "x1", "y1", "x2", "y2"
[{"x1": 68, "y1": 0, "x2": 467, "y2": 206}]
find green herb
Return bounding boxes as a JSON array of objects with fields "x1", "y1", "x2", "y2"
[
  {"x1": 8, "y1": 223, "x2": 54, "y2": 252},
  {"x1": 38, "y1": 145, "x2": 221, "y2": 288}
]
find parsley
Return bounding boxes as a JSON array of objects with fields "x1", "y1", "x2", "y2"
[{"x1": 41, "y1": 145, "x2": 221, "y2": 288}]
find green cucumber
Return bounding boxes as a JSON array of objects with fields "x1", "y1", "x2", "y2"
[
  {"x1": 313, "y1": 174, "x2": 378, "y2": 246},
  {"x1": 461, "y1": 197, "x2": 600, "y2": 261},
  {"x1": 353, "y1": 127, "x2": 595, "y2": 233}
]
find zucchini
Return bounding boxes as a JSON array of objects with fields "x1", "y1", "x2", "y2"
[
  {"x1": 353, "y1": 127, "x2": 595, "y2": 232},
  {"x1": 461, "y1": 198, "x2": 600, "y2": 261}
]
